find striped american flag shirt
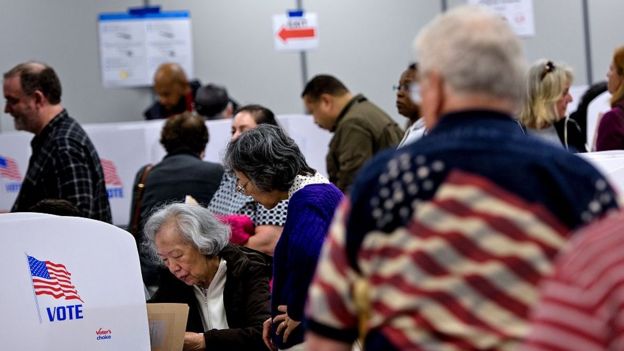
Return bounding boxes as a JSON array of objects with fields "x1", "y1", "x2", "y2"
[
  {"x1": 521, "y1": 210, "x2": 624, "y2": 351},
  {"x1": 305, "y1": 111, "x2": 619, "y2": 351}
]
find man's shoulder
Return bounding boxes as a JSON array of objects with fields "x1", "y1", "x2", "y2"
[
  {"x1": 343, "y1": 97, "x2": 392, "y2": 123},
  {"x1": 44, "y1": 114, "x2": 92, "y2": 150},
  {"x1": 162, "y1": 153, "x2": 224, "y2": 173}
]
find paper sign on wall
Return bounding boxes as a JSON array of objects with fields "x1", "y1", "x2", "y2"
[
  {"x1": 273, "y1": 10, "x2": 319, "y2": 51},
  {"x1": 467, "y1": 0, "x2": 535, "y2": 37},
  {"x1": 98, "y1": 9, "x2": 193, "y2": 87}
]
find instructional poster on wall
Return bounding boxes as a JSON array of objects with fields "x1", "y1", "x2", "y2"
[
  {"x1": 98, "y1": 10, "x2": 193, "y2": 87},
  {"x1": 467, "y1": 0, "x2": 535, "y2": 37}
]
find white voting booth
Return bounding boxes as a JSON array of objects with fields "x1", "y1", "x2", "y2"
[
  {"x1": 0, "y1": 213, "x2": 150, "y2": 350},
  {"x1": 582, "y1": 150, "x2": 624, "y2": 195},
  {"x1": 0, "y1": 115, "x2": 331, "y2": 226}
]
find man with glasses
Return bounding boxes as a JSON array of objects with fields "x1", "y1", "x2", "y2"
[
  {"x1": 301, "y1": 74, "x2": 403, "y2": 193},
  {"x1": 305, "y1": 5, "x2": 619, "y2": 351},
  {"x1": 395, "y1": 63, "x2": 426, "y2": 147}
]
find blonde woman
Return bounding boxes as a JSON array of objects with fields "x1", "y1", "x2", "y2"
[
  {"x1": 520, "y1": 59, "x2": 586, "y2": 152},
  {"x1": 595, "y1": 45, "x2": 624, "y2": 151}
]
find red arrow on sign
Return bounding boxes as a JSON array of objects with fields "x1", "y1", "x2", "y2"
[{"x1": 278, "y1": 27, "x2": 316, "y2": 42}]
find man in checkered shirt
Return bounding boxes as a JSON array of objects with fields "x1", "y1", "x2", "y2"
[{"x1": 4, "y1": 61, "x2": 111, "y2": 222}]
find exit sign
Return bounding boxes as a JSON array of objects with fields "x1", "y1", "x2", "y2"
[{"x1": 273, "y1": 11, "x2": 319, "y2": 51}]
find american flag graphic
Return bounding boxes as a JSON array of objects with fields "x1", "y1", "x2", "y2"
[
  {"x1": 0, "y1": 155, "x2": 22, "y2": 181},
  {"x1": 308, "y1": 170, "x2": 570, "y2": 350},
  {"x1": 100, "y1": 159, "x2": 122, "y2": 186},
  {"x1": 27, "y1": 255, "x2": 83, "y2": 302}
]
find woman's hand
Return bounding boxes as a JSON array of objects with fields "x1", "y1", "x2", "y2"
[
  {"x1": 262, "y1": 317, "x2": 277, "y2": 351},
  {"x1": 273, "y1": 305, "x2": 301, "y2": 344},
  {"x1": 183, "y1": 332, "x2": 205, "y2": 351}
]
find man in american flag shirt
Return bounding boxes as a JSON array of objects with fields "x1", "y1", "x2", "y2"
[{"x1": 305, "y1": 6, "x2": 619, "y2": 351}]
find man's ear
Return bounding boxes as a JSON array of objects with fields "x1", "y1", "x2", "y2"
[
  {"x1": 319, "y1": 93, "x2": 333, "y2": 111},
  {"x1": 32, "y1": 90, "x2": 46, "y2": 107},
  {"x1": 422, "y1": 71, "x2": 445, "y2": 130}
]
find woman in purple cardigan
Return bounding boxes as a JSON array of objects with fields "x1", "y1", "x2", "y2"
[
  {"x1": 225, "y1": 125, "x2": 343, "y2": 351},
  {"x1": 596, "y1": 45, "x2": 624, "y2": 151}
]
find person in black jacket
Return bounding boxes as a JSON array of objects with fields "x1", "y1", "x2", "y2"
[
  {"x1": 128, "y1": 112, "x2": 224, "y2": 287},
  {"x1": 144, "y1": 203, "x2": 270, "y2": 351}
]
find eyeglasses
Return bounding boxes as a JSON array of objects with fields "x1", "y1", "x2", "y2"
[
  {"x1": 235, "y1": 179, "x2": 250, "y2": 195},
  {"x1": 540, "y1": 61, "x2": 556, "y2": 81},
  {"x1": 393, "y1": 84, "x2": 411, "y2": 92},
  {"x1": 393, "y1": 83, "x2": 421, "y2": 103}
]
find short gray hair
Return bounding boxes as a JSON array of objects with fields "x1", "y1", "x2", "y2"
[
  {"x1": 143, "y1": 203, "x2": 231, "y2": 264},
  {"x1": 414, "y1": 5, "x2": 527, "y2": 105},
  {"x1": 224, "y1": 124, "x2": 315, "y2": 192}
]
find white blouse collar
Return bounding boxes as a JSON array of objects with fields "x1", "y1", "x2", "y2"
[{"x1": 288, "y1": 172, "x2": 329, "y2": 198}]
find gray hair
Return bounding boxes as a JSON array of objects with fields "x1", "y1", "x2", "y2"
[
  {"x1": 143, "y1": 203, "x2": 231, "y2": 265},
  {"x1": 224, "y1": 124, "x2": 315, "y2": 192},
  {"x1": 519, "y1": 59, "x2": 573, "y2": 129},
  {"x1": 414, "y1": 5, "x2": 527, "y2": 106}
]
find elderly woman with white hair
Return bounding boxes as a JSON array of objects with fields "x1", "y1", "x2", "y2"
[
  {"x1": 225, "y1": 124, "x2": 343, "y2": 351},
  {"x1": 519, "y1": 59, "x2": 586, "y2": 152},
  {"x1": 144, "y1": 203, "x2": 270, "y2": 351}
]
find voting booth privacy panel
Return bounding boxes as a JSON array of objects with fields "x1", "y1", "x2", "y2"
[
  {"x1": 0, "y1": 213, "x2": 150, "y2": 350},
  {"x1": 0, "y1": 115, "x2": 331, "y2": 225}
]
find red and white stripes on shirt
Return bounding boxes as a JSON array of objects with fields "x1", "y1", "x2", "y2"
[{"x1": 522, "y1": 211, "x2": 624, "y2": 351}]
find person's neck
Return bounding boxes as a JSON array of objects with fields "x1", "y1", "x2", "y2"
[
  {"x1": 33, "y1": 105, "x2": 64, "y2": 135},
  {"x1": 333, "y1": 93, "x2": 355, "y2": 114},
  {"x1": 199, "y1": 255, "x2": 221, "y2": 289},
  {"x1": 425, "y1": 93, "x2": 515, "y2": 130},
  {"x1": 441, "y1": 94, "x2": 515, "y2": 117},
  {"x1": 329, "y1": 93, "x2": 354, "y2": 130}
]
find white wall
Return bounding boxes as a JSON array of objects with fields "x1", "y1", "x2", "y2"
[
  {"x1": 0, "y1": 0, "x2": 153, "y2": 133},
  {"x1": 588, "y1": 0, "x2": 624, "y2": 84},
  {"x1": 0, "y1": 0, "x2": 622, "y2": 133}
]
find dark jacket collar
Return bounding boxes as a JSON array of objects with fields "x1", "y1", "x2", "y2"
[{"x1": 164, "y1": 148, "x2": 201, "y2": 159}]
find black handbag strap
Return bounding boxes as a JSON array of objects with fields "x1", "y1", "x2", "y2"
[{"x1": 130, "y1": 164, "x2": 153, "y2": 237}]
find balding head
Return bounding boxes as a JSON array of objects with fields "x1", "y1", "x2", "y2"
[
  {"x1": 4, "y1": 61, "x2": 62, "y2": 104},
  {"x1": 414, "y1": 5, "x2": 527, "y2": 127},
  {"x1": 3, "y1": 61, "x2": 64, "y2": 134},
  {"x1": 153, "y1": 63, "x2": 190, "y2": 112}
]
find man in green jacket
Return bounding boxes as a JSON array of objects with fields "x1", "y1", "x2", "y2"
[{"x1": 302, "y1": 75, "x2": 403, "y2": 193}]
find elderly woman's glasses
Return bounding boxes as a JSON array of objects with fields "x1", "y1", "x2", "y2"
[
  {"x1": 235, "y1": 179, "x2": 250, "y2": 195},
  {"x1": 540, "y1": 61, "x2": 555, "y2": 81}
]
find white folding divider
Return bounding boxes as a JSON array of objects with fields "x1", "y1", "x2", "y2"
[
  {"x1": 581, "y1": 150, "x2": 624, "y2": 196},
  {"x1": 0, "y1": 213, "x2": 150, "y2": 350},
  {"x1": 0, "y1": 115, "x2": 330, "y2": 226}
]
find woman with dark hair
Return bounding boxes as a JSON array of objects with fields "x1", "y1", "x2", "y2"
[
  {"x1": 595, "y1": 45, "x2": 624, "y2": 151},
  {"x1": 225, "y1": 124, "x2": 343, "y2": 351},
  {"x1": 208, "y1": 105, "x2": 288, "y2": 256},
  {"x1": 231, "y1": 104, "x2": 280, "y2": 139}
]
